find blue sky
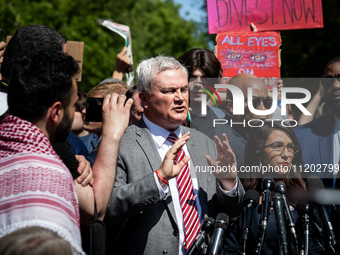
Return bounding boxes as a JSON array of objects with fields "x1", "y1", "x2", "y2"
[{"x1": 173, "y1": 0, "x2": 206, "y2": 23}]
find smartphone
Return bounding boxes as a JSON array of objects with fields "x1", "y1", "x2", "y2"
[{"x1": 85, "y1": 98, "x2": 104, "y2": 122}]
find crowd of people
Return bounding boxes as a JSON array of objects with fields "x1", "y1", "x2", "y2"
[{"x1": 0, "y1": 24, "x2": 339, "y2": 255}]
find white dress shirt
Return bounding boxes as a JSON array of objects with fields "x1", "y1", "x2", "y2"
[
  {"x1": 333, "y1": 115, "x2": 340, "y2": 188},
  {"x1": 143, "y1": 115, "x2": 237, "y2": 255}
]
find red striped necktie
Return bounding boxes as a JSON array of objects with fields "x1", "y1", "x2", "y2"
[{"x1": 167, "y1": 133, "x2": 200, "y2": 250}]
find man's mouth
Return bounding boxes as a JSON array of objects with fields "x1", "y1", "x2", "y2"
[{"x1": 173, "y1": 106, "x2": 186, "y2": 112}]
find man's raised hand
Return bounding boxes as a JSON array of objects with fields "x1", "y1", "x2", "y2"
[{"x1": 157, "y1": 132, "x2": 191, "y2": 183}]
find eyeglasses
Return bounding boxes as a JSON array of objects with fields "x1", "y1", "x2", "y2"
[
  {"x1": 321, "y1": 74, "x2": 340, "y2": 89},
  {"x1": 246, "y1": 96, "x2": 273, "y2": 109},
  {"x1": 264, "y1": 142, "x2": 299, "y2": 154}
]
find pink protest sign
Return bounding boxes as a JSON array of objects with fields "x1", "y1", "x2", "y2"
[
  {"x1": 207, "y1": 0, "x2": 323, "y2": 33},
  {"x1": 216, "y1": 31, "x2": 281, "y2": 90}
]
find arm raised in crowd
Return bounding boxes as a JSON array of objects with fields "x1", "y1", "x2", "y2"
[
  {"x1": 76, "y1": 93, "x2": 132, "y2": 224},
  {"x1": 112, "y1": 46, "x2": 132, "y2": 80}
]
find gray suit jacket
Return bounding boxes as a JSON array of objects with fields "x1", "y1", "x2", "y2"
[{"x1": 105, "y1": 119, "x2": 244, "y2": 255}]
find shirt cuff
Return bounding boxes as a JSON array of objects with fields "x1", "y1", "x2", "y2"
[
  {"x1": 218, "y1": 179, "x2": 238, "y2": 197},
  {"x1": 153, "y1": 172, "x2": 169, "y2": 198}
]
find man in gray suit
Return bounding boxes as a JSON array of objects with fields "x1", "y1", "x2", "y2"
[{"x1": 105, "y1": 56, "x2": 244, "y2": 254}]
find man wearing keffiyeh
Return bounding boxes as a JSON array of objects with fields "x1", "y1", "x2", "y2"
[{"x1": 0, "y1": 50, "x2": 132, "y2": 254}]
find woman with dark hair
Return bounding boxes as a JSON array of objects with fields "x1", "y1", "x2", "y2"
[
  {"x1": 223, "y1": 122, "x2": 322, "y2": 254},
  {"x1": 178, "y1": 48, "x2": 225, "y2": 134},
  {"x1": 241, "y1": 123, "x2": 305, "y2": 207}
]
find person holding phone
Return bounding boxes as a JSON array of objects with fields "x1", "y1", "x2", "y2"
[{"x1": 81, "y1": 78, "x2": 129, "y2": 156}]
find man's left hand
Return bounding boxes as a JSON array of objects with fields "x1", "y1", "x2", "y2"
[
  {"x1": 206, "y1": 133, "x2": 237, "y2": 190},
  {"x1": 75, "y1": 155, "x2": 94, "y2": 187}
]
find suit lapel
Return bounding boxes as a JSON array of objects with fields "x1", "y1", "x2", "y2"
[
  {"x1": 135, "y1": 119, "x2": 162, "y2": 172},
  {"x1": 135, "y1": 119, "x2": 178, "y2": 225}
]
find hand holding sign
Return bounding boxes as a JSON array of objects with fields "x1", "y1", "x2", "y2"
[{"x1": 98, "y1": 19, "x2": 134, "y2": 86}]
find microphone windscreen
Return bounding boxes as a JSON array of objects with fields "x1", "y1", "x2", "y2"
[
  {"x1": 201, "y1": 217, "x2": 215, "y2": 232},
  {"x1": 244, "y1": 190, "x2": 260, "y2": 207},
  {"x1": 205, "y1": 217, "x2": 215, "y2": 225},
  {"x1": 215, "y1": 213, "x2": 229, "y2": 225},
  {"x1": 306, "y1": 175, "x2": 325, "y2": 193},
  {"x1": 274, "y1": 181, "x2": 287, "y2": 195},
  {"x1": 261, "y1": 177, "x2": 275, "y2": 191}
]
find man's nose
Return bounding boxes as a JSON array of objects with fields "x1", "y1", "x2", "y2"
[
  {"x1": 194, "y1": 78, "x2": 203, "y2": 88},
  {"x1": 175, "y1": 90, "x2": 184, "y2": 100},
  {"x1": 332, "y1": 79, "x2": 340, "y2": 89},
  {"x1": 257, "y1": 100, "x2": 267, "y2": 110}
]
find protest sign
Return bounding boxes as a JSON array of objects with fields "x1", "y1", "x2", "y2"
[
  {"x1": 67, "y1": 41, "x2": 84, "y2": 82},
  {"x1": 97, "y1": 19, "x2": 134, "y2": 86},
  {"x1": 207, "y1": 0, "x2": 323, "y2": 33},
  {"x1": 216, "y1": 31, "x2": 281, "y2": 90}
]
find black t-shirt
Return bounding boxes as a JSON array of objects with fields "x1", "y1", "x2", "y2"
[{"x1": 52, "y1": 140, "x2": 79, "y2": 180}]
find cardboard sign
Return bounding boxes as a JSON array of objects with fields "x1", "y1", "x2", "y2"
[
  {"x1": 67, "y1": 41, "x2": 84, "y2": 82},
  {"x1": 207, "y1": 0, "x2": 323, "y2": 33},
  {"x1": 6, "y1": 36, "x2": 84, "y2": 82},
  {"x1": 216, "y1": 31, "x2": 281, "y2": 90}
]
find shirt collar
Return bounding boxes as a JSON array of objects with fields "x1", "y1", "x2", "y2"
[{"x1": 143, "y1": 114, "x2": 181, "y2": 147}]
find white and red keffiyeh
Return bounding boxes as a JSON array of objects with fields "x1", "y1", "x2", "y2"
[{"x1": 0, "y1": 115, "x2": 83, "y2": 254}]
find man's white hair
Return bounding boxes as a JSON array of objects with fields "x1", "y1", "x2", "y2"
[{"x1": 136, "y1": 55, "x2": 188, "y2": 95}]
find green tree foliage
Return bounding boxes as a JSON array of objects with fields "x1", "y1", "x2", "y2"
[{"x1": 0, "y1": 0, "x2": 208, "y2": 91}]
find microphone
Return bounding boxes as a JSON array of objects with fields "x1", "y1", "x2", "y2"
[
  {"x1": 274, "y1": 181, "x2": 298, "y2": 252},
  {"x1": 255, "y1": 177, "x2": 275, "y2": 255},
  {"x1": 208, "y1": 213, "x2": 229, "y2": 255},
  {"x1": 307, "y1": 176, "x2": 337, "y2": 253},
  {"x1": 272, "y1": 192, "x2": 289, "y2": 255},
  {"x1": 296, "y1": 201, "x2": 313, "y2": 255},
  {"x1": 187, "y1": 217, "x2": 215, "y2": 255},
  {"x1": 240, "y1": 190, "x2": 260, "y2": 255}
]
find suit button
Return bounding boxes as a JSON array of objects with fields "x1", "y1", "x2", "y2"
[{"x1": 163, "y1": 251, "x2": 168, "y2": 254}]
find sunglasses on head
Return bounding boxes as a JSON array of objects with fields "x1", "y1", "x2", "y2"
[
  {"x1": 321, "y1": 74, "x2": 340, "y2": 88},
  {"x1": 247, "y1": 96, "x2": 273, "y2": 109}
]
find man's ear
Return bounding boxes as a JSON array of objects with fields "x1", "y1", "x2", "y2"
[
  {"x1": 139, "y1": 91, "x2": 149, "y2": 109},
  {"x1": 49, "y1": 101, "x2": 64, "y2": 125},
  {"x1": 226, "y1": 99, "x2": 233, "y2": 114}
]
